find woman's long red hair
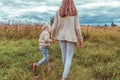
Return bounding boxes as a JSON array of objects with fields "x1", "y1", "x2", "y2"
[{"x1": 59, "y1": 0, "x2": 78, "y2": 17}]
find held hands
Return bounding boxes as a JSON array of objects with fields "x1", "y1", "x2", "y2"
[
  {"x1": 45, "y1": 39, "x2": 55, "y2": 43},
  {"x1": 51, "y1": 39, "x2": 56, "y2": 43}
]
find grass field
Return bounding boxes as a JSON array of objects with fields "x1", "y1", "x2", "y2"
[{"x1": 0, "y1": 24, "x2": 120, "y2": 80}]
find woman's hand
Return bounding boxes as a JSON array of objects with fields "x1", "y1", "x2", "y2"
[{"x1": 78, "y1": 41, "x2": 83, "y2": 48}]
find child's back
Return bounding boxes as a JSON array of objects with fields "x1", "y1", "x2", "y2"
[
  {"x1": 33, "y1": 22, "x2": 52, "y2": 71},
  {"x1": 39, "y1": 30, "x2": 51, "y2": 47}
]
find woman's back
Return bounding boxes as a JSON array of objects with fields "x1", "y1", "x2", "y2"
[{"x1": 52, "y1": 11, "x2": 80, "y2": 42}]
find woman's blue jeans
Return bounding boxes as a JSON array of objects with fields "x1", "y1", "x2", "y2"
[{"x1": 59, "y1": 40, "x2": 75, "y2": 78}]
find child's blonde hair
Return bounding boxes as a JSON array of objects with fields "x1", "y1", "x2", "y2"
[{"x1": 42, "y1": 22, "x2": 51, "y2": 31}]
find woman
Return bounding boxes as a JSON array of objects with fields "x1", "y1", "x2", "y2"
[{"x1": 52, "y1": 0, "x2": 83, "y2": 80}]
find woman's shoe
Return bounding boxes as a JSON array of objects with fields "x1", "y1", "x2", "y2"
[{"x1": 62, "y1": 77, "x2": 66, "y2": 80}]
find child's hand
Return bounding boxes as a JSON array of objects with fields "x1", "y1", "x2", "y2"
[{"x1": 51, "y1": 39, "x2": 56, "y2": 43}]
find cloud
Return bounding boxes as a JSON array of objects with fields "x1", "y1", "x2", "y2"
[
  {"x1": 79, "y1": 1, "x2": 120, "y2": 9},
  {"x1": 0, "y1": 0, "x2": 120, "y2": 25}
]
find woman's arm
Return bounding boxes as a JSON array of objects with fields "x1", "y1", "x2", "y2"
[
  {"x1": 75, "y1": 15, "x2": 83, "y2": 42},
  {"x1": 76, "y1": 29, "x2": 83, "y2": 42},
  {"x1": 51, "y1": 11, "x2": 59, "y2": 39},
  {"x1": 75, "y1": 15, "x2": 83, "y2": 48}
]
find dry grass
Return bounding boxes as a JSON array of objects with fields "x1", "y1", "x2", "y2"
[{"x1": 0, "y1": 24, "x2": 120, "y2": 80}]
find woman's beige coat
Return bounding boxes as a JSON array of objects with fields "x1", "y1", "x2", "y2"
[{"x1": 52, "y1": 11, "x2": 83, "y2": 43}]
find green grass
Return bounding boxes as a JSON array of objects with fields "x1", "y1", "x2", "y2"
[{"x1": 0, "y1": 25, "x2": 120, "y2": 80}]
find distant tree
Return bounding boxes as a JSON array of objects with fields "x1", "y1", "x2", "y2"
[
  {"x1": 97, "y1": 25, "x2": 100, "y2": 27},
  {"x1": 104, "y1": 24, "x2": 107, "y2": 27},
  {"x1": 87, "y1": 25, "x2": 90, "y2": 26},
  {"x1": 50, "y1": 16, "x2": 55, "y2": 25},
  {"x1": 111, "y1": 22, "x2": 117, "y2": 27}
]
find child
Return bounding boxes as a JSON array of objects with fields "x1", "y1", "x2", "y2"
[{"x1": 33, "y1": 22, "x2": 53, "y2": 71}]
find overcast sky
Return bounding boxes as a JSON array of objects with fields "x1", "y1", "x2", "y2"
[{"x1": 0, "y1": 0, "x2": 120, "y2": 25}]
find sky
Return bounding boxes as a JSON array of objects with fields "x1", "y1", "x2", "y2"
[{"x1": 0, "y1": 0, "x2": 120, "y2": 26}]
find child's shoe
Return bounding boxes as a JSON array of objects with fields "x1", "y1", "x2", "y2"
[{"x1": 33, "y1": 63, "x2": 38, "y2": 71}]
